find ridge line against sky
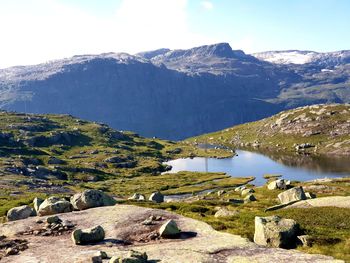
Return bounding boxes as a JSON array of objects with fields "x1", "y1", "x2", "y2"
[{"x1": 0, "y1": 0, "x2": 349, "y2": 68}]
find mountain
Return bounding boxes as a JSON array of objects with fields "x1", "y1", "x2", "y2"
[
  {"x1": 0, "y1": 43, "x2": 349, "y2": 140},
  {"x1": 191, "y1": 104, "x2": 350, "y2": 155}
]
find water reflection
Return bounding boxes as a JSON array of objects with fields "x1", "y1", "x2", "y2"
[{"x1": 164, "y1": 150, "x2": 350, "y2": 186}]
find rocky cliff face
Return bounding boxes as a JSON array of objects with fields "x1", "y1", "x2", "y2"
[{"x1": 0, "y1": 43, "x2": 349, "y2": 139}]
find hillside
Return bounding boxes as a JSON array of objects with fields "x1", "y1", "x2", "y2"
[
  {"x1": 0, "y1": 111, "x2": 239, "y2": 218},
  {"x1": 191, "y1": 104, "x2": 350, "y2": 155},
  {"x1": 0, "y1": 43, "x2": 349, "y2": 140}
]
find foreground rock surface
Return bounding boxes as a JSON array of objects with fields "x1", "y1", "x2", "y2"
[{"x1": 0, "y1": 205, "x2": 342, "y2": 263}]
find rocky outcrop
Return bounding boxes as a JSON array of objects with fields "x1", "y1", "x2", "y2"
[
  {"x1": 70, "y1": 190, "x2": 116, "y2": 210},
  {"x1": 284, "y1": 196, "x2": 350, "y2": 209},
  {"x1": 38, "y1": 197, "x2": 73, "y2": 216},
  {"x1": 7, "y1": 205, "x2": 35, "y2": 221},
  {"x1": 278, "y1": 186, "x2": 306, "y2": 204},
  {"x1": 0, "y1": 205, "x2": 342, "y2": 263},
  {"x1": 72, "y1": 225, "x2": 105, "y2": 245},
  {"x1": 254, "y1": 216, "x2": 300, "y2": 248}
]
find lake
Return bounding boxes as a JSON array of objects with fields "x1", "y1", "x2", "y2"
[{"x1": 164, "y1": 150, "x2": 350, "y2": 186}]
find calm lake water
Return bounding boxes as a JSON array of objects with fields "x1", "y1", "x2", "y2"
[{"x1": 164, "y1": 150, "x2": 350, "y2": 186}]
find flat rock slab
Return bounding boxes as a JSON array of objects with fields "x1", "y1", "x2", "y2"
[
  {"x1": 285, "y1": 196, "x2": 350, "y2": 209},
  {"x1": 0, "y1": 205, "x2": 342, "y2": 263}
]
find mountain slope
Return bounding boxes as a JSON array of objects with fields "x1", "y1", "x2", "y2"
[
  {"x1": 0, "y1": 43, "x2": 349, "y2": 140},
  {"x1": 191, "y1": 104, "x2": 350, "y2": 155}
]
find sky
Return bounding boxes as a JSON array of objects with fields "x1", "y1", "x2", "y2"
[{"x1": 0, "y1": 0, "x2": 349, "y2": 68}]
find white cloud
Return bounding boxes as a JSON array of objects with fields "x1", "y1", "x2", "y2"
[
  {"x1": 0, "y1": 0, "x2": 217, "y2": 68},
  {"x1": 201, "y1": 1, "x2": 213, "y2": 10}
]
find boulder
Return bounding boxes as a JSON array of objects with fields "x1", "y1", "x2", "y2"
[
  {"x1": 70, "y1": 190, "x2": 116, "y2": 210},
  {"x1": 33, "y1": 197, "x2": 44, "y2": 213},
  {"x1": 267, "y1": 179, "x2": 287, "y2": 190},
  {"x1": 128, "y1": 193, "x2": 146, "y2": 201},
  {"x1": 159, "y1": 219, "x2": 180, "y2": 238},
  {"x1": 217, "y1": 190, "x2": 226, "y2": 197},
  {"x1": 149, "y1": 192, "x2": 164, "y2": 203},
  {"x1": 241, "y1": 189, "x2": 254, "y2": 196},
  {"x1": 109, "y1": 250, "x2": 148, "y2": 263},
  {"x1": 254, "y1": 216, "x2": 300, "y2": 248},
  {"x1": 38, "y1": 197, "x2": 73, "y2": 216},
  {"x1": 244, "y1": 194, "x2": 257, "y2": 203},
  {"x1": 46, "y1": 215, "x2": 61, "y2": 224},
  {"x1": 7, "y1": 205, "x2": 35, "y2": 221},
  {"x1": 214, "y1": 208, "x2": 239, "y2": 218},
  {"x1": 278, "y1": 187, "x2": 306, "y2": 204},
  {"x1": 48, "y1": 157, "x2": 66, "y2": 165},
  {"x1": 234, "y1": 185, "x2": 246, "y2": 192},
  {"x1": 305, "y1": 192, "x2": 316, "y2": 199},
  {"x1": 72, "y1": 225, "x2": 105, "y2": 245}
]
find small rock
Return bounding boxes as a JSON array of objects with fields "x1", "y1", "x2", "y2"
[
  {"x1": 128, "y1": 193, "x2": 146, "y2": 201},
  {"x1": 305, "y1": 192, "x2": 316, "y2": 199},
  {"x1": 234, "y1": 185, "x2": 246, "y2": 192},
  {"x1": 5, "y1": 247, "x2": 19, "y2": 256},
  {"x1": 159, "y1": 219, "x2": 180, "y2": 238},
  {"x1": 241, "y1": 189, "x2": 254, "y2": 196},
  {"x1": 214, "y1": 208, "x2": 239, "y2": 218},
  {"x1": 244, "y1": 194, "x2": 257, "y2": 203},
  {"x1": 110, "y1": 250, "x2": 148, "y2": 263},
  {"x1": 267, "y1": 179, "x2": 287, "y2": 190},
  {"x1": 297, "y1": 235, "x2": 313, "y2": 247},
  {"x1": 46, "y1": 215, "x2": 61, "y2": 224},
  {"x1": 95, "y1": 251, "x2": 108, "y2": 259},
  {"x1": 217, "y1": 190, "x2": 226, "y2": 197},
  {"x1": 72, "y1": 225, "x2": 105, "y2": 245},
  {"x1": 149, "y1": 192, "x2": 164, "y2": 203}
]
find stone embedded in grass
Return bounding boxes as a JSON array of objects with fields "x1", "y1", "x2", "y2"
[
  {"x1": 159, "y1": 219, "x2": 180, "y2": 238},
  {"x1": 149, "y1": 192, "x2": 164, "y2": 203},
  {"x1": 254, "y1": 215, "x2": 300, "y2": 248},
  {"x1": 70, "y1": 189, "x2": 116, "y2": 210},
  {"x1": 244, "y1": 194, "x2": 257, "y2": 203},
  {"x1": 267, "y1": 179, "x2": 288, "y2": 190},
  {"x1": 241, "y1": 188, "x2": 254, "y2": 196},
  {"x1": 234, "y1": 185, "x2": 246, "y2": 192},
  {"x1": 297, "y1": 235, "x2": 313, "y2": 247},
  {"x1": 278, "y1": 186, "x2": 306, "y2": 204},
  {"x1": 72, "y1": 225, "x2": 105, "y2": 245},
  {"x1": 128, "y1": 193, "x2": 146, "y2": 201},
  {"x1": 214, "y1": 208, "x2": 239, "y2": 218},
  {"x1": 7, "y1": 205, "x2": 35, "y2": 221}
]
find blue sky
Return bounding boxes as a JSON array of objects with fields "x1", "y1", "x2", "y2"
[{"x1": 0, "y1": 0, "x2": 349, "y2": 68}]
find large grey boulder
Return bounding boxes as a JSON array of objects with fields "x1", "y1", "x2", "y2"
[
  {"x1": 7, "y1": 205, "x2": 35, "y2": 221},
  {"x1": 149, "y1": 192, "x2": 164, "y2": 203},
  {"x1": 72, "y1": 225, "x2": 105, "y2": 245},
  {"x1": 159, "y1": 219, "x2": 180, "y2": 238},
  {"x1": 278, "y1": 186, "x2": 306, "y2": 204},
  {"x1": 70, "y1": 190, "x2": 116, "y2": 210},
  {"x1": 38, "y1": 197, "x2": 73, "y2": 216},
  {"x1": 254, "y1": 216, "x2": 300, "y2": 248}
]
